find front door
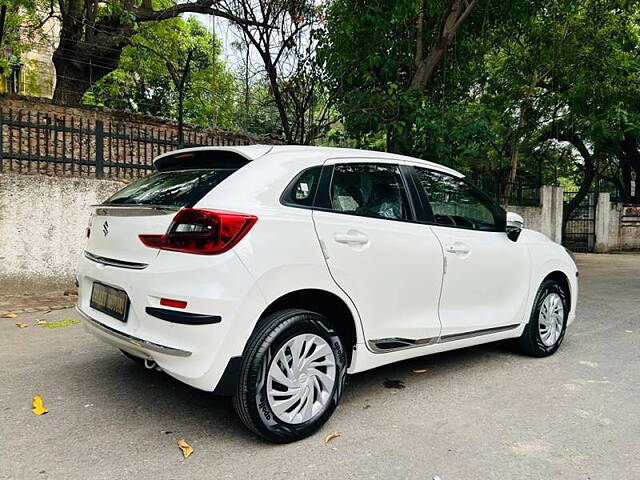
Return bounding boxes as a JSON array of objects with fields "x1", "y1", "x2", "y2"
[
  {"x1": 312, "y1": 160, "x2": 444, "y2": 347},
  {"x1": 411, "y1": 167, "x2": 531, "y2": 338}
]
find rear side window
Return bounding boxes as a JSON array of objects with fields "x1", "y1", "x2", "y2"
[
  {"x1": 105, "y1": 169, "x2": 236, "y2": 207},
  {"x1": 329, "y1": 163, "x2": 410, "y2": 220},
  {"x1": 281, "y1": 166, "x2": 321, "y2": 207}
]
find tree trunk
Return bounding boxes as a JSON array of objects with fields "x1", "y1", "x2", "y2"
[
  {"x1": 502, "y1": 144, "x2": 519, "y2": 209},
  {"x1": 52, "y1": 48, "x2": 122, "y2": 104},
  {"x1": 0, "y1": 5, "x2": 7, "y2": 48},
  {"x1": 563, "y1": 159, "x2": 595, "y2": 230},
  {"x1": 51, "y1": 0, "x2": 267, "y2": 104}
]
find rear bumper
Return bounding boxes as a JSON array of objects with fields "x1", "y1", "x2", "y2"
[
  {"x1": 77, "y1": 307, "x2": 192, "y2": 358},
  {"x1": 77, "y1": 248, "x2": 268, "y2": 391}
]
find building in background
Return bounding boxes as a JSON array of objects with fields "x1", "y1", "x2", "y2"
[{"x1": 1, "y1": 11, "x2": 59, "y2": 98}]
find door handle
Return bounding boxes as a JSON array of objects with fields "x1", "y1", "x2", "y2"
[
  {"x1": 334, "y1": 231, "x2": 369, "y2": 245},
  {"x1": 446, "y1": 243, "x2": 470, "y2": 254}
]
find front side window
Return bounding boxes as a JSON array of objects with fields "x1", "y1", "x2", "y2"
[
  {"x1": 329, "y1": 163, "x2": 410, "y2": 220},
  {"x1": 414, "y1": 168, "x2": 499, "y2": 230}
]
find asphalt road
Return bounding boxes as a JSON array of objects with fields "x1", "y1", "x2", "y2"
[{"x1": 1, "y1": 254, "x2": 639, "y2": 479}]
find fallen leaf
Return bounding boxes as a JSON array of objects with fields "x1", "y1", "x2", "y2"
[
  {"x1": 15, "y1": 322, "x2": 28, "y2": 328},
  {"x1": 2, "y1": 313, "x2": 18, "y2": 318},
  {"x1": 42, "y1": 319, "x2": 80, "y2": 329},
  {"x1": 383, "y1": 379, "x2": 406, "y2": 389},
  {"x1": 177, "y1": 439, "x2": 193, "y2": 458},
  {"x1": 36, "y1": 319, "x2": 48, "y2": 326},
  {"x1": 32, "y1": 395, "x2": 48, "y2": 415},
  {"x1": 324, "y1": 432, "x2": 341, "y2": 444},
  {"x1": 412, "y1": 368, "x2": 428, "y2": 374}
]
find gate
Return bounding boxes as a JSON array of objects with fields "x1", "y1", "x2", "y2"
[{"x1": 562, "y1": 189, "x2": 596, "y2": 252}]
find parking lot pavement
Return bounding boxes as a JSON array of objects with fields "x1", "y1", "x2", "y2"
[{"x1": 1, "y1": 253, "x2": 639, "y2": 479}]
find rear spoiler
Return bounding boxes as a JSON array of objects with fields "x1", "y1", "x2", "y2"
[{"x1": 153, "y1": 145, "x2": 272, "y2": 171}]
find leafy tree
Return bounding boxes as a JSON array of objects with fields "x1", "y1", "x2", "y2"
[
  {"x1": 223, "y1": 0, "x2": 333, "y2": 144},
  {"x1": 318, "y1": 0, "x2": 541, "y2": 154},
  {"x1": 86, "y1": 16, "x2": 236, "y2": 132},
  {"x1": 46, "y1": 0, "x2": 265, "y2": 104}
]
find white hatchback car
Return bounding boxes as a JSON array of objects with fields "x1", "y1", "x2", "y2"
[{"x1": 77, "y1": 145, "x2": 577, "y2": 442}]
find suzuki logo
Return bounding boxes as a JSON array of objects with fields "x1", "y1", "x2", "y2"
[{"x1": 102, "y1": 221, "x2": 109, "y2": 236}]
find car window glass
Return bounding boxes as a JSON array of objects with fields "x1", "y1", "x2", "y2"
[
  {"x1": 105, "y1": 168, "x2": 236, "y2": 207},
  {"x1": 284, "y1": 166, "x2": 321, "y2": 207},
  {"x1": 330, "y1": 164, "x2": 409, "y2": 220},
  {"x1": 414, "y1": 168, "x2": 497, "y2": 230}
]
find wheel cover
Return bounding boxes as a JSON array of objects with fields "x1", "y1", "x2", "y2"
[
  {"x1": 538, "y1": 292, "x2": 564, "y2": 347},
  {"x1": 266, "y1": 333, "x2": 336, "y2": 424}
]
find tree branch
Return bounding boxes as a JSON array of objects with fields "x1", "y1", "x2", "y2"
[{"x1": 134, "y1": 1, "x2": 272, "y2": 28}]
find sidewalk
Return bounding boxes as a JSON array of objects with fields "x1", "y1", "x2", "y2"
[{"x1": 0, "y1": 290, "x2": 77, "y2": 315}]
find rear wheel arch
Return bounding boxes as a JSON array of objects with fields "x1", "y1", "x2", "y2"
[{"x1": 254, "y1": 289, "x2": 359, "y2": 366}]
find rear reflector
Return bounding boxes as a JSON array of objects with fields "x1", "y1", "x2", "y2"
[
  {"x1": 160, "y1": 298, "x2": 187, "y2": 309},
  {"x1": 139, "y1": 208, "x2": 257, "y2": 255}
]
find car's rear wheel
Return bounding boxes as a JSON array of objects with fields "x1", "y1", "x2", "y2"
[
  {"x1": 518, "y1": 279, "x2": 568, "y2": 357},
  {"x1": 233, "y1": 309, "x2": 347, "y2": 443}
]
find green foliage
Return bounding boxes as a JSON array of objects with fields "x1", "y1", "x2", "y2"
[
  {"x1": 85, "y1": 16, "x2": 237, "y2": 128},
  {"x1": 319, "y1": 0, "x2": 640, "y2": 201}
]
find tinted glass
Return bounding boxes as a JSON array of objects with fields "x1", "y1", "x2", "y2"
[
  {"x1": 330, "y1": 164, "x2": 409, "y2": 220},
  {"x1": 283, "y1": 166, "x2": 321, "y2": 207},
  {"x1": 105, "y1": 169, "x2": 236, "y2": 207},
  {"x1": 415, "y1": 168, "x2": 498, "y2": 230}
]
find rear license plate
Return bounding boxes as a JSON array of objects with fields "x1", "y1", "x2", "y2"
[{"x1": 90, "y1": 282, "x2": 130, "y2": 322}]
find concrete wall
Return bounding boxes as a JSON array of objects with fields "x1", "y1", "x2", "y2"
[
  {"x1": 0, "y1": 173, "x2": 122, "y2": 293},
  {"x1": 509, "y1": 185, "x2": 564, "y2": 244},
  {"x1": 595, "y1": 194, "x2": 640, "y2": 252},
  {"x1": 619, "y1": 205, "x2": 640, "y2": 250}
]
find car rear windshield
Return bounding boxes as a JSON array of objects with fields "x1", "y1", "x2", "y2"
[{"x1": 104, "y1": 168, "x2": 237, "y2": 207}]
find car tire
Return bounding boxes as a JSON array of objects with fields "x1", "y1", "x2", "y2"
[
  {"x1": 233, "y1": 309, "x2": 348, "y2": 443},
  {"x1": 518, "y1": 279, "x2": 568, "y2": 357}
]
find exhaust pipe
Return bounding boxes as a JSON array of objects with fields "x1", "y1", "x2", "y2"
[{"x1": 144, "y1": 359, "x2": 162, "y2": 371}]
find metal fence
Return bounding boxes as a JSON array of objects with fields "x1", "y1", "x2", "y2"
[
  {"x1": 472, "y1": 174, "x2": 541, "y2": 207},
  {"x1": 0, "y1": 108, "x2": 251, "y2": 179},
  {"x1": 562, "y1": 189, "x2": 596, "y2": 252}
]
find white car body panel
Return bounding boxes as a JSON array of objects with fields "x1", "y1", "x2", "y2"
[
  {"x1": 431, "y1": 226, "x2": 531, "y2": 336},
  {"x1": 77, "y1": 145, "x2": 578, "y2": 392}
]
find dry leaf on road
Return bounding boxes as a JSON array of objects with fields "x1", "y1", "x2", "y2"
[
  {"x1": 2, "y1": 313, "x2": 18, "y2": 318},
  {"x1": 412, "y1": 368, "x2": 428, "y2": 374},
  {"x1": 32, "y1": 395, "x2": 48, "y2": 415},
  {"x1": 324, "y1": 432, "x2": 341, "y2": 444},
  {"x1": 36, "y1": 319, "x2": 48, "y2": 326},
  {"x1": 15, "y1": 322, "x2": 28, "y2": 328},
  {"x1": 177, "y1": 439, "x2": 193, "y2": 458}
]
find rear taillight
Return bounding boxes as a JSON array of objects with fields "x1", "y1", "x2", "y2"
[{"x1": 139, "y1": 208, "x2": 257, "y2": 255}]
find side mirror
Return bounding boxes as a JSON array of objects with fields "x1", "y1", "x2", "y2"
[{"x1": 506, "y1": 211, "x2": 524, "y2": 242}]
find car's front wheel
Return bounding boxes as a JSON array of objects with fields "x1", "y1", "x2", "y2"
[
  {"x1": 518, "y1": 279, "x2": 568, "y2": 356},
  {"x1": 233, "y1": 309, "x2": 347, "y2": 443}
]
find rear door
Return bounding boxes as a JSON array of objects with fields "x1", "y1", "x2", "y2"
[
  {"x1": 410, "y1": 166, "x2": 531, "y2": 338},
  {"x1": 311, "y1": 159, "x2": 444, "y2": 349}
]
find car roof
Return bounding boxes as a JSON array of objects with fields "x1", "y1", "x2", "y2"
[{"x1": 152, "y1": 144, "x2": 463, "y2": 177}]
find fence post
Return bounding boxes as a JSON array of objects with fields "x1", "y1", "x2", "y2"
[{"x1": 95, "y1": 120, "x2": 104, "y2": 178}]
